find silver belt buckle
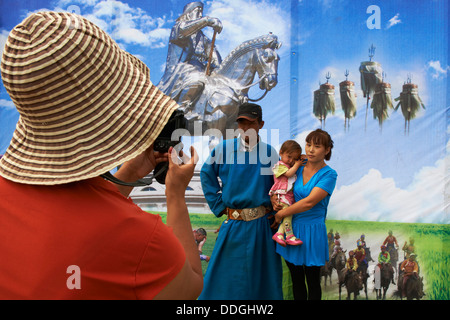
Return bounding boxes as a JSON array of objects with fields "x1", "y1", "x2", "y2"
[
  {"x1": 241, "y1": 206, "x2": 264, "y2": 221},
  {"x1": 247, "y1": 207, "x2": 259, "y2": 219},
  {"x1": 232, "y1": 210, "x2": 240, "y2": 219}
]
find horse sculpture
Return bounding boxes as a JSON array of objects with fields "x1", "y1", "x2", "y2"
[{"x1": 159, "y1": 33, "x2": 280, "y2": 138}]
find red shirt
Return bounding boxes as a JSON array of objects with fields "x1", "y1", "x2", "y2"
[{"x1": 0, "y1": 176, "x2": 185, "y2": 299}]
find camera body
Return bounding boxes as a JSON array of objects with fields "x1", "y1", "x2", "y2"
[
  {"x1": 153, "y1": 109, "x2": 186, "y2": 153},
  {"x1": 153, "y1": 109, "x2": 186, "y2": 184}
]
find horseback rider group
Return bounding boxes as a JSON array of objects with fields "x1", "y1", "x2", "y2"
[
  {"x1": 378, "y1": 231, "x2": 421, "y2": 298},
  {"x1": 328, "y1": 230, "x2": 421, "y2": 299},
  {"x1": 340, "y1": 236, "x2": 371, "y2": 284}
]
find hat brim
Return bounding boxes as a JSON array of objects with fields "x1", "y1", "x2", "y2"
[
  {"x1": 0, "y1": 12, "x2": 179, "y2": 185},
  {"x1": 236, "y1": 115, "x2": 258, "y2": 122}
]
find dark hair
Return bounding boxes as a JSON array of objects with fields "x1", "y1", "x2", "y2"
[
  {"x1": 279, "y1": 140, "x2": 302, "y2": 157},
  {"x1": 305, "y1": 129, "x2": 334, "y2": 160},
  {"x1": 196, "y1": 228, "x2": 207, "y2": 236}
]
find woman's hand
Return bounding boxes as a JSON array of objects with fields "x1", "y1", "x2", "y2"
[
  {"x1": 116, "y1": 144, "x2": 168, "y2": 182},
  {"x1": 113, "y1": 144, "x2": 168, "y2": 197},
  {"x1": 165, "y1": 146, "x2": 198, "y2": 197}
]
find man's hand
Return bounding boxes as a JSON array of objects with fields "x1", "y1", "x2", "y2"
[{"x1": 270, "y1": 194, "x2": 283, "y2": 212}]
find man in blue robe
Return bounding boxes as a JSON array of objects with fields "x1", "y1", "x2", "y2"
[{"x1": 198, "y1": 103, "x2": 283, "y2": 300}]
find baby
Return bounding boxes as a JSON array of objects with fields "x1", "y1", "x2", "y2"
[{"x1": 269, "y1": 140, "x2": 305, "y2": 246}]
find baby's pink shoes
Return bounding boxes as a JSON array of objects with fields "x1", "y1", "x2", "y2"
[
  {"x1": 272, "y1": 233, "x2": 286, "y2": 247},
  {"x1": 285, "y1": 234, "x2": 303, "y2": 246}
]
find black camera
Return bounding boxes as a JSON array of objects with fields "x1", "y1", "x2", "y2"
[
  {"x1": 100, "y1": 109, "x2": 186, "y2": 187},
  {"x1": 153, "y1": 109, "x2": 186, "y2": 184}
]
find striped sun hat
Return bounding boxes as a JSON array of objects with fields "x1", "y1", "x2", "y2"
[{"x1": 0, "y1": 12, "x2": 179, "y2": 185}]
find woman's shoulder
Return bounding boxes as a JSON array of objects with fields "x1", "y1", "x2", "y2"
[{"x1": 321, "y1": 165, "x2": 337, "y2": 178}]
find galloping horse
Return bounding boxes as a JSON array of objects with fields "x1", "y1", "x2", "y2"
[
  {"x1": 396, "y1": 269, "x2": 425, "y2": 300},
  {"x1": 376, "y1": 264, "x2": 394, "y2": 300},
  {"x1": 331, "y1": 250, "x2": 346, "y2": 284},
  {"x1": 320, "y1": 261, "x2": 333, "y2": 288},
  {"x1": 339, "y1": 271, "x2": 363, "y2": 300},
  {"x1": 356, "y1": 261, "x2": 369, "y2": 299},
  {"x1": 387, "y1": 246, "x2": 399, "y2": 273},
  {"x1": 160, "y1": 33, "x2": 280, "y2": 138}
]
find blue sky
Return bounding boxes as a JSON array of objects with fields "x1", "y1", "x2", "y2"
[{"x1": 0, "y1": 0, "x2": 448, "y2": 223}]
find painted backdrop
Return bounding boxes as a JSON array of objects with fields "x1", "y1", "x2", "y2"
[{"x1": 1, "y1": 0, "x2": 448, "y2": 299}]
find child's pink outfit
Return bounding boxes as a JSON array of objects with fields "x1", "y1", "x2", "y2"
[
  {"x1": 269, "y1": 161, "x2": 302, "y2": 246},
  {"x1": 269, "y1": 161, "x2": 296, "y2": 206}
]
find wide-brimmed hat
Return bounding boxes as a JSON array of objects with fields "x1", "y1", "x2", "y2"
[{"x1": 0, "y1": 12, "x2": 179, "y2": 185}]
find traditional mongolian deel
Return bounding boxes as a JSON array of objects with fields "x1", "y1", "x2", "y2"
[{"x1": 199, "y1": 137, "x2": 282, "y2": 300}]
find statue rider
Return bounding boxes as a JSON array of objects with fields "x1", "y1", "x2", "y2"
[{"x1": 158, "y1": 2, "x2": 223, "y2": 116}]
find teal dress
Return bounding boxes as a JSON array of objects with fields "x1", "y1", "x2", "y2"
[{"x1": 276, "y1": 165, "x2": 337, "y2": 266}]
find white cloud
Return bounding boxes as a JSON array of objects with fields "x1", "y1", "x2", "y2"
[
  {"x1": 427, "y1": 60, "x2": 449, "y2": 79},
  {"x1": 328, "y1": 157, "x2": 448, "y2": 224},
  {"x1": 207, "y1": 0, "x2": 290, "y2": 57},
  {"x1": 52, "y1": 0, "x2": 172, "y2": 49},
  {"x1": 25, "y1": 1, "x2": 288, "y2": 54},
  {"x1": 386, "y1": 13, "x2": 401, "y2": 29},
  {"x1": 0, "y1": 29, "x2": 10, "y2": 58},
  {"x1": 114, "y1": 27, "x2": 150, "y2": 46},
  {"x1": 89, "y1": 1, "x2": 172, "y2": 48},
  {"x1": 56, "y1": 0, "x2": 98, "y2": 8},
  {"x1": 0, "y1": 99, "x2": 16, "y2": 109}
]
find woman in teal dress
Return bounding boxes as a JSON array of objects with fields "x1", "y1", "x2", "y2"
[{"x1": 271, "y1": 129, "x2": 337, "y2": 300}]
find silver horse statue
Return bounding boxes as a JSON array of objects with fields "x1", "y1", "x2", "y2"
[{"x1": 158, "y1": 33, "x2": 281, "y2": 137}]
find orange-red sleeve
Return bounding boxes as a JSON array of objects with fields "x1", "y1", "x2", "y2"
[{"x1": 134, "y1": 216, "x2": 186, "y2": 299}]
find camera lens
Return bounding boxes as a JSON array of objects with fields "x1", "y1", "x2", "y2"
[{"x1": 154, "y1": 162, "x2": 168, "y2": 185}]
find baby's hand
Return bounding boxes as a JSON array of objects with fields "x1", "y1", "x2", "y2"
[{"x1": 300, "y1": 154, "x2": 308, "y2": 165}]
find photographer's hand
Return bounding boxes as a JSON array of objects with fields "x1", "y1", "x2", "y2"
[
  {"x1": 155, "y1": 146, "x2": 203, "y2": 299},
  {"x1": 165, "y1": 146, "x2": 198, "y2": 195},
  {"x1": 113, "y1": 144, "x2": 168, "y2": 197}
]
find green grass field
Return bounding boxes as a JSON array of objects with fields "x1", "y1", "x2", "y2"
[{"x1": 153, "y1": 212, "x2": 449, "y2": 300}]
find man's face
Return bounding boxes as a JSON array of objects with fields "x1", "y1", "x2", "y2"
[
  {"x1": 195, "y1": 233, "x2": 205, "y2": 242},
  {"x1": 237, "y1": 118, "x2": 264, "y2": 144}
]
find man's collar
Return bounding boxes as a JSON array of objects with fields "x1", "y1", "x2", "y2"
[{"x1": 239, "y1": 135, "x2": 259, "y2": 152}]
